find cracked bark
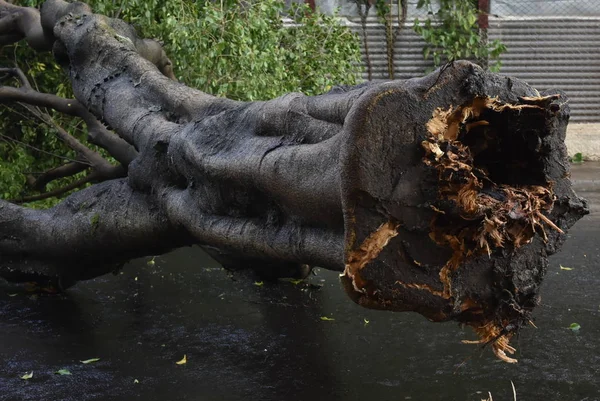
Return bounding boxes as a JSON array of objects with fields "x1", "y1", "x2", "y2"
[{"x1": 0, "y1": 1, "x2": 588, "y2": 362}]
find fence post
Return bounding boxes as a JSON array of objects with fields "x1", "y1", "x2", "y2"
[{"x1": 478, "y1": 0, "x2": 490, "y2": 69}]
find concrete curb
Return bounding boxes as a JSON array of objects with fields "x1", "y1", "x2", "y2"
[{"x1": 566, "y1": 123, "x2": 600, "y2": 161}]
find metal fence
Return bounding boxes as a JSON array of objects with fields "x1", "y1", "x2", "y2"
[
  {"x1": 489, "y1": 1, "x2": 600, "y2": 122},
  {"x1": 331, "y1": 0, "x2": 600, "y2": 122}
]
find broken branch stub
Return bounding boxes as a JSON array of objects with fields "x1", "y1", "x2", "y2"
[{"x1": 340, "y1": 63, "x2": 587, "y2": 363}]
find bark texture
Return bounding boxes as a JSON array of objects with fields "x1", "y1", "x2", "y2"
[{"x1": 0, "y1": 0, "x2": 588, "y2": 362}]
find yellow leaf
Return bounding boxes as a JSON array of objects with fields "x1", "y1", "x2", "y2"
[
  {"x1": 134, "y1": 379, "x2": 139, "y2": 384},
  {"x1": 560, "y1": 265, "x2": 573, "y2": 271},
  {"x1": 320, "y1": 316, "x2": 334, "y2": 321},
  {"x1": 21, "y1": 372, "x2": 33, "y2": 380},
  {"x1": 176, "y1": 355, "x2": 187, "y2": 365},
  {"x1": 80, "y1": 358, "x2": 100, "y2": 364},
  {"x1": 363, "y1": 318, "x2": 370, "y2": 325},
  {"x1": 254, "y1": 281, "x2": 264, "y2": 287}
]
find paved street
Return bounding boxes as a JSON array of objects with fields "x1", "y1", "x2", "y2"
[{"x1": 0, "y1": 163, "x2": 598, "y2": 401}]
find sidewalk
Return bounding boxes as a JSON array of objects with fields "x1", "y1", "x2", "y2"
[{"x1": 566, "y1": 123, "x2": 600, "y2": 161}]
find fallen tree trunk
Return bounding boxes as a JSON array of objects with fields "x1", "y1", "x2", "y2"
[{"x1": 0, "y1": 0, "x2": 587, "y2": 362}]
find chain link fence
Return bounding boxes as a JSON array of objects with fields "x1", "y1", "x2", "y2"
[
  {"x1": 308, "y1": 0, "x2": 600, "y2": 122},
  {"x1": 491, "y1": 0, "x2": 600, "y2": 18},
  {"x1": 489, "y1": 0, "x2": 600, "y2": 122}
]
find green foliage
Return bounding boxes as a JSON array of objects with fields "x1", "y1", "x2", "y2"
[
  {"x1": 413, "y1": 0, "x2": 506, "y2": 71},
  {"x1": 0, "y1": 0, "x2": 361, "y2": 206},
  {"x1": 0, "y1": 37, "x2": 85, "y2": 208},
  {"x1": 104, "y1": 0, "x2": 361, "y2": 100},
  {"x1": 570, "y1": 152, "x2": 584, "y2": 163}
]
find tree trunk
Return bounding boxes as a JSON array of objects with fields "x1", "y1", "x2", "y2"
[{"x1": 0, "y1": 0, "x2": 588, "y2": 362}]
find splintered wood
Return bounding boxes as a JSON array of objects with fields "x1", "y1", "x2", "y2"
[
  {"x1": 343, "y1": 221, "x2": 399, "y2": 294},
  {"x1": 421, "y1": 95, "x2": 564, "y2": 363}
]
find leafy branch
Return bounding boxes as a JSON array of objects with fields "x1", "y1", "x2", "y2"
[{"x1": 413, "y1": 0, "x2": 506, "y2": 71}]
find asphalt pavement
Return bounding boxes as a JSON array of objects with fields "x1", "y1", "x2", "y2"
[{"x1": 0, "y1": 163, "x2": 598, "y2": 401}]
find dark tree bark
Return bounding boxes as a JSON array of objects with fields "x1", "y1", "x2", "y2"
[{"x1": 0, "y1": 0, "x2": 587, "y2": 362}]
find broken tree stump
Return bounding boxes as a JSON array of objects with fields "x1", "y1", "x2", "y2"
[{"x1": 0, "y1": 0, "x2": 588, "y2": 362}]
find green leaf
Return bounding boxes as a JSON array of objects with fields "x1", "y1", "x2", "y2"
[
  {"x1": 253, "y1": 281, "x2": 264, "y2": 287},
  {"x1": 320, "y1": 316, "x2": 335, "y2": 321},
  {"x1": 55, "y1": 369, "x2": 72, "y2": 376},
  {"x1": 569, "y1": 323, "x2": 581, "y2": 331},
  {"x1": 21, "y1": 372, "x2": 33, "y2": 380},
  {"x1": 571, "y1": 153, "x2": 584, "y2": 163},
  {"x1": 80, "y1": 358, "x2": 100, "y2": 364},
  {"x1": 560, "y1": 265, "x2": 573, "y2": 271}
]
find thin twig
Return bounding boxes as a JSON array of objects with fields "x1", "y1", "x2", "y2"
[
  {"x1": 10, "y1": 174, "x2": 96, "y2": 204},
  {"x1": 0, "y1": 133, "x2": 87, "y2": 164},
  {"x1": 427, "y1": 61, "x2": 454, "y2": 92}
]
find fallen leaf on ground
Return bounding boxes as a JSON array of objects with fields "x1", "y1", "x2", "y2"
[
  {"x1": 134, "y1": 379, "x2": 139, "y2": 384},
  {"x1": 560, "y1": 265, "x2": 573, "y2": 271},
  {"x1": 55, "y1": 369, "x2": 72, "y2": 376},
  {"x1": 569, "y1": 323, "x2": 581, "y2": 331},
  {"x1": 320, "y1": 316, "x2": 335, "y2": 321},
  {"x1": 21, "y1": 372, "x2": 33, "y2": 380},
  {"x1": 176, "y1": 355, "x2": 187, "y2": 365},
  {"x1": 254, "y1": 281, "x2": 264, "y2": 287},
  {"x1": 80, "y1": 358, "x2": 100, "y2": 364}
]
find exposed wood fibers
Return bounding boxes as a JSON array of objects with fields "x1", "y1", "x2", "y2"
[
  {"x1": 462, "y1": 321, "x2": 518, "y2": 363},
  {"x1": 420, "y1": 95, "x2": 563, "y2": 362},
  {"x1": 343, "y1": 221, "x2": 399, "y2": 293},
  {"x1": 343, "y1": 95, "x2": 562, "y2": 363}
]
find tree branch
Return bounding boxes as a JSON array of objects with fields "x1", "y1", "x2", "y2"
[
  {"x1": 0, "y1": 0, "x2": 177, "y2": 79},
  {"x1": 0, "y1": 67, "x2": 137, "y2": 166},
  {"x1": 0, "y1": 67, "x2": 32, "y2": 89},
  {"x1": 0, "y1": 66, "x2": 127, "y2": 195},
  {"x1": 11, "y1": 165, "x2": 124, "y2": 203},
  {"x1": 12, "y1": 172, "x2": 94, "y2": 204},
  {"x1": 0, "y1": 0, "x2": 53, "y2": 51},
  {"x1": 29, "y1": 161, "x2": 89, "y2": 191},
  {"x1": 0, "y1": 179, "x2": 192, "y2": 284}
]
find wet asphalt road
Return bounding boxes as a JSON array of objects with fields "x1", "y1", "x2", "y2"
[{"x1": 0, "y1": 163, "x2": 599, "y2": 401}]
